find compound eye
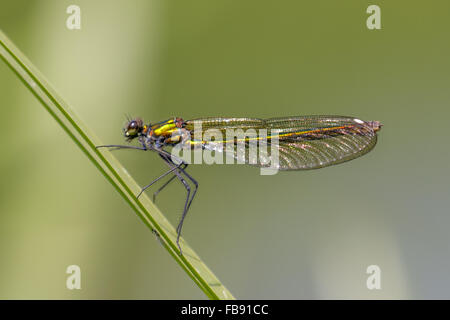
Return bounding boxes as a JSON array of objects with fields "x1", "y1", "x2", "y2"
[
  {"x1": 129, "y1": 121, "x2": 137, "y2": 130},
  {"x1": 124, "y1": 118, "x2": 143, "y2": 139},
  {"x1": 125, "y1": 121, "x2": 139, "y2": 137}
]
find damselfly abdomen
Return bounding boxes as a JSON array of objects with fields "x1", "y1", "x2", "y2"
[{"x1": 98, "y1": 115, "x2": 382, "y2": 254}]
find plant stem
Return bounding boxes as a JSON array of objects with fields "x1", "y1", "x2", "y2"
[{"x1": 0, "y1": 29, "x2": 234, "y2": 300}]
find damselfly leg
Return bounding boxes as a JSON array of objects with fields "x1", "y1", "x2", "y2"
[
  {"x1": 136, "y1": 160, "x2": 186, "y2": 198},
  {"x1": 96, "y1": 144, "x2": 198, "y2": 255},
  {"x1": 96, "y1": 144, "x2": 147, "y2": 151},
  {"x1": 158, "y1": 153, "x2": 198, "y2": 255},
  {"x1": 152, "y1": 172, "x2": 179, "y2": 202}
]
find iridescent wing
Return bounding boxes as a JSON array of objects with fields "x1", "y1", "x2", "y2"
[{"x1": 184, "y1": 115, "x2": 381, "y2": 170}]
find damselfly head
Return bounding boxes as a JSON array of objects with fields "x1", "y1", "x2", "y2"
[{"x1": 123, "y1": 117, "x2": 144, "y2": 141}]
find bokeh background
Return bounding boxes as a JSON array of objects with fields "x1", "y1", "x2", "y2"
[{"x1": 0, "y1": 0, "x2": 449, "y2": 299}]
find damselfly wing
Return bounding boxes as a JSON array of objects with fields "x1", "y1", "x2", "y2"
[{"x1": 184, "y1": 116, "x2": 381, "y2": 170}]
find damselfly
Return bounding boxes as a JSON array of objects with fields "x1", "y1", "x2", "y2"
[{"x1": 98, "y1": 115, "x2": 382, "y2": 255}]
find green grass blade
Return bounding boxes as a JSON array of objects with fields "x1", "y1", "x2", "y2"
[{"x1": 0, "y1": 29, "x2": 234, "y2": 300}]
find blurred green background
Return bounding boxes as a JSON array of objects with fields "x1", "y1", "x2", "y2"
[{"x1": 1, "y1": 0, "x2": 449, "y2": 299}]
